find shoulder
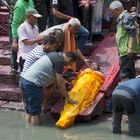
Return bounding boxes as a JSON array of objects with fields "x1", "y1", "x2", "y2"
[
  {"x1": 18, "y1": 22, "x2": 26, "y2": 30},
  {"x1": 122, "y1": 12, "x2": 133, "y2": 23}
]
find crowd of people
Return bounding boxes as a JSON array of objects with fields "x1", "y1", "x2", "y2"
[{"x1": 0, "y1": 0, "x2": 140, "y2": 136}]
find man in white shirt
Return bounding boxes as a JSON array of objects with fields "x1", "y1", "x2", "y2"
[{"x1": 17, "y1": 8, "x2": 44, "y2": 72}]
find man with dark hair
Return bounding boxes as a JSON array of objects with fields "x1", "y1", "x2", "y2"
[
  {"x1": 112, "y1": 78, "x2": 140, "y2": 136},
  {"x1": 21, "y1": 51, "x2": 77, "y2": 125}
]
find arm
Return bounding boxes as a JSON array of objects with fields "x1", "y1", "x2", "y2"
[
  {"x1": 123, "y1": 16, "x2": 137, "y2": 57},
  {"x1": 56, "y1": 73, "x2": 77, "y2": 104},
  {"x1": 11, "y1": 6, "x2": 25, "y2": 51},
  {"x1": 18, "y1": 24, "x2": 44, "y2": 46},
  {"x1": 76, "y1": 48, "x2": 90, "y2": 66},
  {"x1": 22, "y1": 37, "x2": 44, "y2": 46},
  {"x1": 52, "y1": 0, "x2": 72, "y2": 20},
  {"x1": 12, "y1": 6, "x2": 25, "y2": 38},
  {"x1": 52, "y1": 8, "x2": 71, "y2": 20}
]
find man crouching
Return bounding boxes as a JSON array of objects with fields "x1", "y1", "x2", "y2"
[{"x1": 21, "y1": 51, "x2": 77, "y2": 125}]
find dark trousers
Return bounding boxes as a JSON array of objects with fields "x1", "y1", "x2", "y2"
[
  {"x1": 80, "y1": 5, "x2": 94, "y2": 39},
  {"x1": 9, "y1": 11, "x2": 18, "y2": 71},
  {"x1": 119, "y1": 54, "x2": 135, "y2": 80},
  {"x1": 36, "y1": 3, "x2": 48, "y2": 32}
]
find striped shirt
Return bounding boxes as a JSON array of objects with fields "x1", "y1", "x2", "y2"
[{"x1": 21, "y1": 45, "x2": 45, "y2": 77}]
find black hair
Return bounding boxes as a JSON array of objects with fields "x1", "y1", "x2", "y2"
[
  {"x1": 65, "y1": 52, "x2": 77, "y2": 62},
  {"x1": 50, "y1": 28, "x2": 64, "y2": 51},
  {"x1": 43, "y1": 28, "x2": 64, "y2": 52},
  {"x1": 43, "y1": 35, "x2": 57, "y2": 45}
]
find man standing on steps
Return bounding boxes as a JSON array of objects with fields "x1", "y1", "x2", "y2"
[
  {"x1": 11, "y1": 0, "x2": 34, "y2": 75},
  {"x1": 51, "y1": 0, "x2": 89, "y2": 52},
  {"x1": 109, "y1": 1, "x2": 140, "y2": 81}
]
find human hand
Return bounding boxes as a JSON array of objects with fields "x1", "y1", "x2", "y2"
[
  {"x1": 84, "y1": 58, "x2": 91, "y2": 67},
  {"x1": 12, "y1": 41, "x2": 18, "y2": 52},
  {"x1": 36, "y1": 36, "x2": 45, "y2": 44},
  {"x1": 136, "y1": 75, "x2": 140, "y2": 78},
  {"x1": 67, "y1": 98, "x2": 78, "y2": 105}
]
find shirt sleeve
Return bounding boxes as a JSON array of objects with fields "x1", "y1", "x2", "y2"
[
  {"x1": 17, "y1": 25, "x2": 28, "y2": 42},
  {"x1": 54, "y1": 61, "x2": 64, "y2": 74},
  {"x1": 122, "y1": 15, "x2": 137, "y2": 38},
  {"x1": 11, "y1": 5, "x2": 25, "y2": 38},
  {"x1": 52, "y1": 0, "x2": 59, "y2": 9}
]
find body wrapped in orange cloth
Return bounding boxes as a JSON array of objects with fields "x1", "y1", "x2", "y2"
[{"x1": 56, "y1": 68, "x2": 104, "y2": 128}]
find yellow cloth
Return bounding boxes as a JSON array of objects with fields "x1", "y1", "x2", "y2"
[{"x1": 56, "y1": 68, "x2": 104, "y2": 128}]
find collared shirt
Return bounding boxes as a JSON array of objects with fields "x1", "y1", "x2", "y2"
[
  {"x1": 17, "y1": 21, "x2": 39, "y2": 62},
  {"x1": 116, "y1": 10, "x2": 140, "y2": 57}
]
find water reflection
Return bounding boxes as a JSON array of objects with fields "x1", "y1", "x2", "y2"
[{"x1": 0, "y1": 110, "x2": 140, "y2": 140}]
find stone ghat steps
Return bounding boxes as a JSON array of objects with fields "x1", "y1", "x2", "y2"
[
  {"x1": 0, "y1": 11, "x2": 9, "y2": 36},
  {"x1": 0, "y1": 50, "x2": 10, "y2": 65},
  {"x1": 0, "y1": 101, "x2": 24, "y2": 111},
  {"x1": 0, "y1": 65, "x2": 21, "y2": 102},
  {"x1": 0, "y1": 82, "x2": 22, "y2": 102}
]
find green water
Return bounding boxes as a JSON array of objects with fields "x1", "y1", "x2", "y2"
[{"x1": 0, "y1": 110, "x2": 139, "y2": 140}]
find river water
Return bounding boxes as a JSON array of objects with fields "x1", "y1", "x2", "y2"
[{"x1": 0, "y1": 110, "x2": 139, "y2": 140}]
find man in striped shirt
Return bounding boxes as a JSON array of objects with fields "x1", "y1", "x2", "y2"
[{"x1": 21, "y1": 28, "x2": 64, "y2": 76}]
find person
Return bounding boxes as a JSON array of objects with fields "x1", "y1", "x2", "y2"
[
  {"x1": 78, "y1": 0, "x2": 96, "y2": 39},
  {"x1": 21, "y1": 28, "x2": 64, "y2": 75},
  {"x1": 109, "y1": 0, "x2": 140, "y2": 81},
  {"x1": 40, "y1": 18, "x2": 90, "y2": 67},
  {"x1": 11, "y1": 0, "x2": 34, "y2": 75},
  {"x1": 20, "y1": 28, "x2": 64, "y2": 112},
  {"x1": 33, "y1": 0, "x2": 48, "y2": 32},
  {"x1": 112, "y1": 78, "x2": 140, "y2": 136},
  {"x1": 51, "y1": 0, "x2": 89, "y2": 52},
  {"x1": 17, "y1": 8, "x2": 44, "y2": 72},
  {"x1": 21, "y1": 51, "x2": 77, "y2": 125}
]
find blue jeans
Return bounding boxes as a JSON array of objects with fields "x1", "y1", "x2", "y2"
[
  {"x1": 21, "y1": 78, "x2": 43, "y2": 115},
  {"x1": 77, "y1": 26, "x2": 89, "y2": 51}
]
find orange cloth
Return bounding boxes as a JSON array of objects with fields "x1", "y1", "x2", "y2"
[{"x1": 64, "y1": 24, "x2": 76, "y2": 71}]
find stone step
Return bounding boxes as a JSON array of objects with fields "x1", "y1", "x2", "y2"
[
  {"x1": 0, "y1": 11, "x2": 9, "y2": 36},
  {"x1": 0, "y1": 101, "x2": 24, "y2": 111},
  {"x1": 0, "y1": 49, "x2": 10, "y2": 65},
  {"x1": 0, "y1": 65, "x2": 20, "y2": 102},
  {"x1": 0, "y1": 82, "x2": 22, "y2": 102},
  {"x1": 0, "y1": 65, "x2": 19, "y2": 84},
  {"x1": 0, "y1": 36, "x2": 10, "y2": 65}
]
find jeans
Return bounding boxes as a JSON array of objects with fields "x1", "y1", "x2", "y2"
[{"x1": 77, "y1": 26, "x2": 89, "y2": 51}]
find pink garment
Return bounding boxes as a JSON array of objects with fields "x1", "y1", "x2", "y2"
[
  {"x1": 78, "y1": 0, "x2": 96, "y2": 7},
  {"x1": 17, "y1": 21, "x2": 39, "y2": 62}
]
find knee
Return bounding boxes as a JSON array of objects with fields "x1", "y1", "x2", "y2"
[{"x1": 79, "y1": 26, "x2": 89, "y2": 36}]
